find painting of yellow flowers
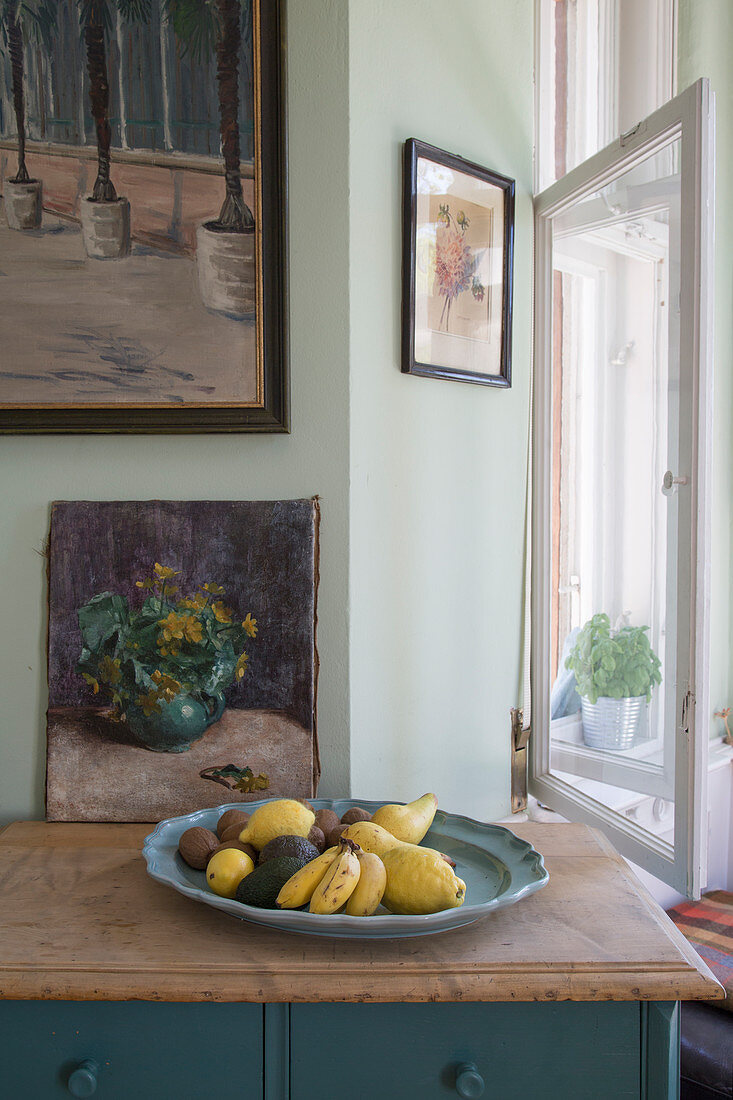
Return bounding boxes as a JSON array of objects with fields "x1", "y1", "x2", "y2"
[
  {"x1": 46, "y1": 499, "x2": 319, "y2": 822},
  {"x1": 402, "y1": 138, "x2": 515, "y2": 387}
]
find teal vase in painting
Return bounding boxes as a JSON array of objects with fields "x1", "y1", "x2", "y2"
[{"x1": 126, "y1": 692, "x2": 226, "y2": 753}]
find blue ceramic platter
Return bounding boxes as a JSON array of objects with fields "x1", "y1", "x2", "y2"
[{"x1": 143, "y1": 798, "x2": 549, "y2": 939}]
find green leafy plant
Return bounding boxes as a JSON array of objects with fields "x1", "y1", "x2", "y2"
[
  {"x1": 76, "y1": 562, "x2": 258, "y2": 722},
  {"x1": 565, "y1": 613, "x2": 662, "y2": 704}
]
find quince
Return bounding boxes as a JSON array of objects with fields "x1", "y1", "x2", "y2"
[
  {"x1": 370, "y1": 793, "x2": 438, "y2": 844},
  {"x1": 238, "y1": 799, "x2": 315, "y2": 851},
  {"x1": 381, "y1": 846, "x2": 466, "y2": 915}
]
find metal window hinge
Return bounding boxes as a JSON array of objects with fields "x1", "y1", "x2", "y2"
[
  {"x1": 511, "y1": 707, "x2": 530, "y2": 813},
  {"x1": 681, "y1": 687, "x2": 695, "y2": 734}
]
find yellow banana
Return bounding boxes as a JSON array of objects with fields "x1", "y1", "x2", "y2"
[
  {"x1": 342, "y1": 820, "x2": 455, "y2": 867},
  {"x1": 309, "y1": 838, "x2": 361, "y2": 914},
  {"x1": 345, "y1": 850, "x2": 387, "y2": 916},
  {"x1": 275, "y1": 846, "x2": 339, "y2": 909}
]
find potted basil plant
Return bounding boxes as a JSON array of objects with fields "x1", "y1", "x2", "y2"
[
  {"x1": 76, "y1": 563, "x2": 258, "y2": 753},
  {"x1": 565, "y1": 613, "x2": 662, "y2": 751}
]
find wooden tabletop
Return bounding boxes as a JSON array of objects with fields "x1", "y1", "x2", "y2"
[{"x1": 0, "y1": 820, "x2": 723, "y2": 1004}]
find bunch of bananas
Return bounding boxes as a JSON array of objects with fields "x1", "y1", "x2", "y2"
[{"x1": 276, "y1": 837, "x2": 387, "y2": 915}]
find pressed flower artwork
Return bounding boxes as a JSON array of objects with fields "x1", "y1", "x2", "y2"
[
  {"x1": 46, "y1": 499, "x2": 319, "y2": 822},
  {"x1": 403, "y1": 139, "x2": 514, "y2": 386},
  {"x1": 431, "y1": 200, "x2": 491, "y2": 338}
]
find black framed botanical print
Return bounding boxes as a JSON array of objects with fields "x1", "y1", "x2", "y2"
[
  {"x1": 402, "y1": 138, "x2": 515, "y2": 387},
  {"x1": 0, "y1": 0, "x2": 287, "y2": 432}
]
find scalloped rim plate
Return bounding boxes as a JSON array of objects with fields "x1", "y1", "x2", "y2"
[{"x1": 143, "y1": 798, "x2": 549, "y2": 938}]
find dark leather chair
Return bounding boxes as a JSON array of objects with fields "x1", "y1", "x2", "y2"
[{"x1": 681, "y1": 1001, "x2": 733, "y2": 1099}]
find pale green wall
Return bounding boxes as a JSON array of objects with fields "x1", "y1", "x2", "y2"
[
  {"x1": 9, "y1": 1, "x2": 715, "y2": 831},
  {"x1": 0, "y1": 0, "x2": 352, "y2": 822},
  {"x1": 0, "y1": 0, "x2": 534, "y2": 827},
  {"x1": 678, "y1": 0, "x2": 733, "y2": 736},
  {"x1": 347, "y1": 0, "x2": 534, "y2": 820}
]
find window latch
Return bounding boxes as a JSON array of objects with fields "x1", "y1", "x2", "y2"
[
  {"x1": 620, "y1": 121, "x2": 643, "y2": 146},
  {"x1": 511, "y1": 707, "x2": 530, "y2": 813}
]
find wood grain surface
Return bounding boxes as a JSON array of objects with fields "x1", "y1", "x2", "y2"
[{"x1": 0, "y1": 821, "x2": 723, "y2": 1005}]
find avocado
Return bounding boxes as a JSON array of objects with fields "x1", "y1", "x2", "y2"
[
  {"x1": 234, "y1": 855, "x2": 307, "y2": 909},
  {"x1": 258, "y1": 834, "x2": 320, "y2": 866}
]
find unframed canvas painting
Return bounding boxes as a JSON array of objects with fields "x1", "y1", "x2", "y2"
[{"x1": 46, "y1": 499, "x2": 319, "y2": 822}]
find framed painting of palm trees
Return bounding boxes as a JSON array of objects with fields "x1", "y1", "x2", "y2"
[
  {"x1": 402, "y1": 138, "x2": 514, "y2": 387},
  {"x1": 0, "y1": 0, "x2": 287, "y2": 432}
]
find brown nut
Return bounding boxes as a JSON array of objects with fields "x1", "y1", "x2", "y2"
[
  {"x1": 307, "y1": 825, "x2": 326, "y2": 853},
  {"x1": 220, "y1": 821, "x2": 248, "y2": 844},
  {"x1": 216, "y1": 809, "x2": 250, "y2": 839},
  {"x1": 340, "y1": 807, "x2": 372, "y2": 825},
  {"x1": 207, "y1": 840, "x2": 257, "y2": 865},
  {"x1": 179, "y1": 826, "x2": 220, "y2": 870},
  {"x1": 297, "y1": 799, "x2": 316, "y2": 814},
  {"x1": 326, "y1": 823, "x2": 348, "y2": 847},
  {"x1": 314, "y1": 808, "x2": 340, "y2": 836}
]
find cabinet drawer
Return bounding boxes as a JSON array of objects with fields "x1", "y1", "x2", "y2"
[
  {"x1": 0, "y1": 1001, "x2": 263, "y2": 1099},
  {"x1": 290, "y1": 1002, "x2": 641, "y2": 1099}
]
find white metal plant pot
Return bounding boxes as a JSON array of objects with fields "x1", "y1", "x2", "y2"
[
  {"x1": 580, "y1": 695, "x2": 647, "y2": 751},
  {"x1": 4, "y1": 179, "x2": 42, "y2": 230},
  {"x1": 196, "y1": 223, "x2": 255, "y2": 318},
  {"x1": 80, "y1": 197, "x2": 131, "y2": 259}
]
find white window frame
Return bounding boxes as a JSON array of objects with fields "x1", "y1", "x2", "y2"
[
  {"x1": 534, "y1": 0, "x2": 678, "y2": 194},
  {"x1": 530, "y1": 79, "x2": 714, "y2": 896}
]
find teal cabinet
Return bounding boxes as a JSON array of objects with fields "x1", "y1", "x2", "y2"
[
  {"x1": 1, "y1": 822, "x2": 712, "y2": 1100},
  {"x1": 291, "y1": 1002, "x2": 641, "y2": 1099},
  {"x1": 0, "y1": 1001, "x2": 263, "y2": 1099},
  {"x1": 289, "y1": 1001, "x2": 679, "y2": 1100},
  {"x1": 0, "y1": 999, "x2": 679, "y2": 1099}
]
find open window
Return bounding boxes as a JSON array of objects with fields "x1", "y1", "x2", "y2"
[{"x1": 530, "y1": 80, "x2": 714, "y2": 895}]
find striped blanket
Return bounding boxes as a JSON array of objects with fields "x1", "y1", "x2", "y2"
[{"x1": 667, "y1": 890, "x2": 733, "y2": 1010}]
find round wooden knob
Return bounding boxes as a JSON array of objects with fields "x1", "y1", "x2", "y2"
[
  {"x1": 67, "y1": 1059, "x2": 98, "y2": 1097},
  {"x1": 455, "y1": 1061, "x2": 485, "y2": 1098}
]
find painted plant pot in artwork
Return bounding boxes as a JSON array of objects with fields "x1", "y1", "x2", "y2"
[
  {"x1": 167, "y1": 0, "x2": 256, "y2": 317},
  {"x1": 76, "y1": 563, "x2": 259, "y2": 753},
  {"x1": 125, "y1": 690, "x2": 226, "y2": 753},
  {"x1": 76, "y1": 0, "x2": 143, "y2": 259},
  {"x1": 1, "y1": 0, "x2": 56, "y2": 230}
]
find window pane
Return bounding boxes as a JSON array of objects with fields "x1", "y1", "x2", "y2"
[
  {"x1": 548, "y1": 138, "x2": 681, "y2": 852},
  {"x1": 536, "y1": 0, "x2": 675, "y2": 193}
]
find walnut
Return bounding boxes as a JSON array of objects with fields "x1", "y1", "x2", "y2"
[
  {"x1": 325, "y1": 823, "x2": 348, "y2": 847},
  {"x1": 314, "y1": 808, "x2": 340, "y2": 836},
  {"x1": 307, "y1": 825, "x2": 326, "y2": 852},
  {"x1": 219, "y1": 821, "x2": 248, "y2": 844},
  {"x1": 178, "y1": 827, "x2": 220, "y2": 870},
  {"x1": 216, "y1": 809, "x2": 250, "y2": 839},
  {"x1": 340, "y1": 807, "x2": 372, "y2": 825}
]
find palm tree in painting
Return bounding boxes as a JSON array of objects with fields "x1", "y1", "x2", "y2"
[
  {"x1": 0, "y1": 0, "x2": 56, "y2": 228},
  {"x1": 164, "y1": 0, "x2": 255, "y2": 315},
  {"x1": 76, "y1": 0, "x2": 150, "y2": 202},
  {"x1": 164, "y1": 0, "x2": 254, "y2": 232}
]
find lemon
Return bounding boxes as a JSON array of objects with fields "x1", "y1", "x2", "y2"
[
  {"x1": 206, "y1": 848, "x2": 255, "y2": 898},
  {"x1": 381, "y1": 846, "x2": 466, "y2": 914},
  {"x1": 238, "y1": 799, "x2": 315, "y2": 851}
]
